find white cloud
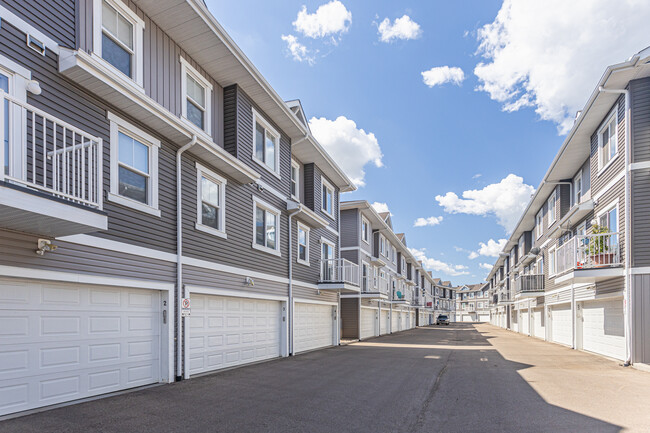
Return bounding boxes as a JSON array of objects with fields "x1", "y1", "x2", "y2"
[
  {"x1": 371, "y1": 202, "x2": 390, "y2": 214},
  {"x1": 410, "y1": 247, "x2": 470, "y2": 277},
  {"x1": 281, "y1": 34, "x2": 315, "y2": 65},
  {"x1": 414, "y1": 216, "x2": 443, "y2": 227},
  {"x1": 377, "y1": 15, "x2": 421, "y2": 42},
  {"x1": 479, "y1": 262, "x2": 493, "y2": 271},
  {"x1": 309, "y1": 116, "x2": 383, "y2": 187},
  {"x1": 468, "y1": 252, "x2": 479, "y2": 260},
  {"x1": 474, "y1": 0, "x2": 650, "y2": 134},
  {"x1": 472, "y1": 173, "x2": 482, "y2": 179},
  {"x1": 435, "y1": 174, "x2": 534, "y2": 233},
  {"x1": 477, "y1": 238, "x2": 508, "y2": 257},
  {"x1": 293, "y1": 1, "x2": 352, "y2": 40},
  {"x1": 422, "y1": 66, "x2": 465, "y2": 88}
]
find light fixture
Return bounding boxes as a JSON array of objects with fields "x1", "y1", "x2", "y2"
[
  {"x1": 35, "y1": 239, "x2": 57, "y2": 255},
  {"x1": 26, "y1": 80, "x2": 41, "y2": 95},
  {"x1": 245, "y1": 277, "x2": 255, "y2": 287}
]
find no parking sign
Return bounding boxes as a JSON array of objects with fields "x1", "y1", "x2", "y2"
[{"x1": 181, "y1": 298, "x2": 191, "y2": 317}]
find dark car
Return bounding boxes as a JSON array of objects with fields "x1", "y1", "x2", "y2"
[{"x1": 436, "y1": 314, "x2": 450, "y2": 325}]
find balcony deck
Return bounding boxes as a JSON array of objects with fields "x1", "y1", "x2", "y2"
[
  {"x1": 319, "y1": 258, "x2": 360, "y2": 293},
  {"x1": 555, "y1": 233, "x2": 623, "y2": 284}
]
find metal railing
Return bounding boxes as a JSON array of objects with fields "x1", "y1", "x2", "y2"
[
  {"x1": 375, "y1": 274, "x2": 389, "y2": 294},
  {"x1": 0, "y1": 91, "x2": 102, "y2": 208},
  {"x1": 320, "y1": 258, "x2": 359, "y2": 286},
  {"x1": 556, "y1": 233, "x2": 621, "y2": 274},
  {"x1": 499, "y1": 293, "x2": 511, "y2": 302},
  {"x1": 515, "y1": 274, "x2": 545, "y2": 293}
]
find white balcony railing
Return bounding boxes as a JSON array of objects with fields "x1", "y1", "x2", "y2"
[
  {"x1": 375, "y1": 275, "x2": 389, "y2": 294},
  {"x1": 320, "y1": 258, "x2": 359, "y2": 286},
  {"x1": 1, "y1": 91, "x2": 102, "y2": 208},
  {"x1": 515, "y1": 274, "x2": 545, "y2": 293},
  {"x1": 556, "y1": 233, "x2": 621, "y2": 274}
]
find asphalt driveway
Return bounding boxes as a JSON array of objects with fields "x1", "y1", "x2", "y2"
[{"x1": 3, "y1": 323, "x2": 650, "y2": 433}]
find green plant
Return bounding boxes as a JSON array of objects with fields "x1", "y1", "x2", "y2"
[{"x1": 586, "y1": 224, "x2": 611, "y2": 256}]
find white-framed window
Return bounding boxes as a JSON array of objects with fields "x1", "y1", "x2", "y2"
[
  {"x1": 291, "y1": 160, "x2": 300, "y2": 199},
  {"x1": 573, "y1": 170, "x2": 583, "y2": 206},
  {"x1": 478, "y1": 302, "x2": 483, "y2": 309},
  {"x1": 107, "y1": 112, "x2": 160, "y2": 216},
  {"x1": 321, "y1": 176, "x2": 334, "y2": 217},
  {"x1": 598, "y1": 108, "x2": 618, "y2": 172},
  {"x1": 401, "y1": 257, "x2": 406, "y2": 274},
  {"x1": 576, "y1": 221, "x2": 587, "y2": 237},
  {"x1": 536, "y1": 256, "x2": 544, "y2": 274},
  {"x1": 93, "y1": 0, "x2": 144, "y2": 85},
  {"x1": 195, "y1": 163, "x2": 226, "y2": 238},
  {"x1": 252, "y1": 108, "x2": 280, "y2": 176},
  {"x1": 548, "y1": 246, "x2": 556, "y2": 276},
  {"x1": 361, "y1": 261, "x2": 369, "y2": 291},
  {"x1": 536, "y1": 209, "x2": 543, "y2": 239},
  {"x1": 361, "y1": 216, "x2": 370, "y2": 244},
  {"x1": 392, "y1": 246, "x2": 397, "y2": 264},
  {"x1": 379, "y1": 235, "x2": 385, "y2": 256},
  {"x1": 297, "y1": 222, "x2": 309, "y2": 265},
  {"x1": 252, "y1": 197, "x2": 281, "y2": 256},
  {"x1": 180, "y1": 57, "x2": 212, "y2": 135},
  {"x1": 320, "y1": 237, "x2": 335, "y2": 279},
  {"x1": 0, "y1": 56, "x2": 30, "y2": 178},
  {"x1": 597, "y1": 200, "x2": 619, "y2": 247},
  {"x1": 547, "y1": 191, "x2": 557, "y2": 227}
]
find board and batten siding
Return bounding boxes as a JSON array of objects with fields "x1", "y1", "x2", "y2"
[
  {"x1": 0, "y1": 20, "x2": 178, "y2": 254},
  {"x1": 630, "y1": 78, "x2": 650, "y2": 267}
]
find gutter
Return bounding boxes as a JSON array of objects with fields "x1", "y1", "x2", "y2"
[
  {"x1": 287, "y1": 205, "x2": 300, "y2": 355},
  {"x1": 176, "y1": 135, "x2": 197, "y2": 379},
  {"x1": 599, "y1": 86, "x2": 632, "y2": 366}
]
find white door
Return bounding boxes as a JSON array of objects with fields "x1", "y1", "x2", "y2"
[
  {"x1": 401, "y1": 311, "x2": 408, "y2": 330},
  {"x1": 581, "y1": 299, "x2": 625, "y2": 360},
  {"x1": 0, "y1": 279, "x2": 161, "y2": 416},
  {"x1": 410, "y1": 312, "x2": 415, "y2": 329},
  {"x1": 478, "y1": 313, "x2": 490, "y2": 322},
  {"x1": 189, "y1": 294, "x2": 281, "y2": 375},
  {"x1": 550, "y1": 304, "x2": 572, "y2": 346},
  {"x1": 462, "y1": 314, "x2": 473, "y2": 322},
  {"x1": 360, "y1": 307, "x2": 376, "y2": 340},
  {"x1": 380, "y1": 309, "x2": 389, "y2": 334},
  {"x1": 521, "y1": 309, "x2": 529, "y2": 335},
  {"x1": 532, "y1": 308, "x2": 545, "y2": 339},
  {"x1": 391, "y1": 311, "x2": 400, "y2": 332},
  {"x1": 294, "y1": 303, "x2": 334, "y2": 353}
]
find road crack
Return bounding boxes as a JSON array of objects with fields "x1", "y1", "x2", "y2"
[{"x1": 406, "y1": 350, "x2": 452, "y2": 433}]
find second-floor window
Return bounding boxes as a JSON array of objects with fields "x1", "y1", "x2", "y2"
[
  {"x1": 574, "y1": 171, "x2": 582, "y2": 205},
  {"x1": 598, "y1": 109, "x2": 618, "y2": 171},
  {"x1": 97, "y1": 0, "x2": 143, "y2": 84},
  {"x1": 291, "y1": 160, "x2": 299, "y2": 198},
  {"x1": 181, "y1": 58, "x2": 212, "y2": 135},
  {"x1": 297, "y1": 223, "x2": 309, "y2": 265},
  {"x1": 549, "y1": 246, "x2": 556, "y2": 275},
  {"x1": 253, "y1": 110, "x2": 279, "y2": 175},
  {"x1": 379, "y1": 235, "x2": 385, "y2": 255},
  {"x1": 253, "y1": 198, "x2": 280, "y2": 255},
  {"x1": 361, "y1": 216, "x2": 369, "y2": 243},
  {"x1": 322, "y1": 177, "x2": 334, "y2": 216},
  {"x1": 196, "y1": 164, "x2": 226, "y2": 238},
  {"x1": 547, "y1": 192, "x2": 556, "y2": 227},
  {"x1": 536, "y1": 209, "x2": 543, "y2": 239}
]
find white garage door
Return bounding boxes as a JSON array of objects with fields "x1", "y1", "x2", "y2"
[
  {"x1": 409, "y1": 312, "x2": 415, "y2": 329},
  {"x1": 550, "y1": 304, "x2": 572, "y2": 346},
  {"x1": 380, "y1": 309, "x2": 389, "y2": 335},
  {"x1": 478, "y1": 313, "x2": 490, "y2": 322},
  {"x1": 0, "y1": 279, "x2": 161, "y2": 416},
  {"x1": 294, "y1": 303, "x2": 334, "y2": 353},
  {"x1": 532, "y1": 308, "x2": 545, "y2": 339},
  {"x1": 462, "y1": 314, "x2": 473, "y2": 322},
  {"x1": 401, "y1": 311, "x2": 409, "y2": 330},
  {"x1": 582, "y1": 299, "x2": 625, "y2": 360},
  {"x1": 391, "y1": 311, "x2": 400, "y2": 332},
  {"x1": 189, "y1": 294, "x2": 280, "y2": 375},
  {"x1": 360, "y1": 307, "x2": 376, "y2": 340},
  {"x1": 521, "y1": 310, "x2": 529, "y2": 335}
]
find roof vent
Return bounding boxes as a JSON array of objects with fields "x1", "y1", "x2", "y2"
[{"x1": 26, "y1": 34, "x2": 46, "y2": 56}]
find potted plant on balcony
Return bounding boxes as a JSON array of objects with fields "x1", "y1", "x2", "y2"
[{"x1": 586, "y1": 223, "x2": 614, "y2": 267}]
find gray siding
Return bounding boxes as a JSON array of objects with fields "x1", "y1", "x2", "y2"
[
  {"x1": 182, "y1": 265, "x2": 288, "y2": 298},
  {"x1": 630, "y1": 77, "x2": 650, "y2": 163},
  {"x1": 632, "y1": 169, "x2": 650, "y2": 266},
  {"x1": 340, "y1": 297, "x2": 359, "y2": 339},
  {"x1": 632, "y1": 274, "x2": 650, "y2": 364},
  {"x1": 4, "y1": 0, "x2": 76, "y2": 48},
  {"x1": 590, "y1": 95, "x2": 626, "y2": 195},
  {"x1": 340, "y1": 209, "x2": 359, "y2": 249},
  {"x1": 293, "y1": 285, "x2": 337, "y2": 303}
]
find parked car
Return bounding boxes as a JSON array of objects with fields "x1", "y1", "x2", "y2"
[{"x1": 436, "y1": 315, "x2": 450, "y2": 325}]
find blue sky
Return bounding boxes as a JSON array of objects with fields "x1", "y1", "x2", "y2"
[{"x1": 206, "y1": 0, "x2": 650, "y2": 284}]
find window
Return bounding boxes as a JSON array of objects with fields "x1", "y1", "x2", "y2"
[
  {"x1": 361, "y1": 262, "x2": 369, "y2": 291},
  {"x1": 252, "y1": 109, "x2": 280, "y2": 175},
  {"x1": 380, "y1": 235, "x2": 385, "y2": 256},
  {"x1": 478, "y1": 302, "x2": 483, "y2": 309},
  {"x1": 321, "y1": 238, "x2": 335, "y2": 279},
  {"x1": 1, "y1": 71, "x2": 9, "y2": 175},
  {"x1": 253, "y1": 198, "x2": 280, "y2": 255},
  {"x1": 598, "y1": 109, "x2": 618, "y2": 171},
  {"x1": 94, "y1": 0, "x2": 144, "y2": 84},
  {"x1": 549, "y1": 246, "x2": 556, "y2": 276},
  {"x1": 180, "y1": 57, "x2": 212, "y2": 135},
  {"x1": 0, "y1": 58, "x2": 30, "y2": 178},
  {"x1": 574, "y1": 171, "x2": 582, "y2": 206},
  {"x1": 402, "y1": 257, "x2": 406, "y2": 274},
  {"x1": 291, "y1": 160, "x2": 300, "y2": 199},
  {"x1": 597, "y1": 203, "x2": 619, "y2": 247},
  {"x1": 393, "y1": 246, "x2": 397, "y2": 264},
  {"x1": 321, "y1": 177, "x2": 334, "y2": 216},
  {"x1": 536, "y1": 209, "x2": 543, "y2": 239},
  {"x1": 108, "y1": 112, "x2": 160, "y2": 216},
  {"x1": 536, "y1": 256, "x2": 544, "y2": 274},
  {"x1": 361, "y1": 216, "x2": 370, "y2": 243},
  {"x1": 297, "y1": 223, "x2": 309, "y2": 265},
  {"x1": 195, "y1": 163, "x2": 226, "y2": 238},
  {"x1": 469, "y1": 293, "x2": 474, "y2": 299},
  {"x1": 547, "y1": 191, "x2": 557, "y2": 227}
]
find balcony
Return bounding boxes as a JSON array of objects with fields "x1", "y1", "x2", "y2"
[
  {"x1": 515, "y1": 274, "x2": 545, "y2": 296},
  {"x1": 0, "y1": 91, "x2": 107, "y2": 237},
  {"x1": 392, "y1": 288, "x2": 412, "y2": 304},
  {"x1": 359, "y1": 274, "x2": 389, "y2": 299},
  {"x1": 319, "y1": 258, "x2": 360, "y2": 293},
  {"x1": 555, "y1": 233, "x2": 624, "y2": 284},
  {"x1": 499, "y1": 293, "x2": 512, "y2": 303}
]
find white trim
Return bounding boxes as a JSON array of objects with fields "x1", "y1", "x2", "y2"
[
  {"x1": 0, "y1": 6, "x2": 60, "y2": 55},
  {"x1": 573, "y1": 170, "x2": 583, "y2": 206},
  {"x1": 291, "y1": 159, "x2": 300, "y2": 200},
  {"x1": 57, "y1": 234, "x2": 177, "y2": 261},
  {"x1": 180, "y1": 56, "x2": 212, "y2": 137},
  {"x1": 547, "y1": 190, "x2": 557, "y2": 227},
  {"x1": 0, "y1": 53, "x2": 31, "y2": 80},
  {"x1": 0, "y1": 265, "x2": 174, "y2": 290},
  {"x1": 252, "y1": 195, "x2": 282, "y2": 256},
  {"x1": 325, "y1": 225, "x2": 339, "y2": 236},
  {"x1": 107, "y1": 192, "x2": 161, "y2": 217},
  {"x1": 592, "y1": 170, "x2": 625, "y2": 202},
  {"x1": 340, "y1": 246, "x2": 361, "y2": 252},
  {"x1": 293, "y1": 297, "x2": 337, "y2": 306},
  {"x1": 630, "y1": 161, "x2": 650, "y2": 171},
  {"x1": 361, "y1": 215, "x2": 370, "y2": 244},
  {"x1": 196, "y1": 162, "x2": 227, "y2": 238},
  {"x1": 185, "y1": 284, "x2": 288, "y2": 302},
  {"x1": 256, "y1": 179, "x2": 287, "y2": 201},
  {"x1": 596, "y1": 198, "x2": 619, "y2": 229},
  {"x1": 548, "y1": 245, "x2": 557, "y2": 277},
  {"x1": 92, "y1": 0, "x2": 145, "y2": 86},
  {"x1": 251, "y1": 107, "x2": 281, "y2": 178},
  {"x1": 597, "y1": 106, "x2": 620, "y2": 176},
  {"x1": 296, "y1": 221, "x2": 310, "y2": 266},
  {"x1": 321, "y1": 176, "x2": 335, "y2": 218},
  {"x1": 535, "y1": 209, "x2": 544, "y2": 239},
  {"x1": 631, "y1": 267, "x2": 650, "y2": 275}
]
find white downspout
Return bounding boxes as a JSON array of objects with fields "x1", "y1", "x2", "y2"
[
  {"x1": 287, "y1": 207, "x2": 299, "y2": 355},
  {"x1": 176, "y1": 135, "x2": 197, "y2": 379},
  {"x1": 571, "y1": 283, "x2": 576, "y2": 349},
  {"x1": 599, "y1": 87, "x2": 632, "y2": 365}
]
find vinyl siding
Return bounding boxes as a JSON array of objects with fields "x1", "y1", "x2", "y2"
[
  {"x1": 340, "y1": 297, "x2": 359, "y2": 339},
  {"x1": 182, "y1": 265, "x2": 288, "y2": 298},
  {"x1": 340, "y1": 209, "x2": 359, "y2": 249},
  {"x1": 293, "y1": 285, "x2": 337, "y2": 303},
  {"x1": 632, "y1": 169, "x2": 650, "y2": 266},
  {"x1": 632, "y1": 274, "x2": 650, "y2": 364},
  {"x1": 591, "y1": 95, "x2": 626, "y2": 194},
  {"x1": 3, "y1": 0, "x2": 76, "y2": 48},
  {"x1": 630, "y1": 77, "x2": 650, "y2": 163}
]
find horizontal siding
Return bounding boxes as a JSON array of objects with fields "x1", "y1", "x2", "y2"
[
  {"x1": 632, "y1": 169, "x2": 650, "y2": 266},
  {"x1": 631, "y1": 77, "x2": 650, "y2": 162},
  {"x1": 182, "y1": 265, "x2": 288, "y2": 298},
  {"x1": 591, "y1": 95, "x2": 626, "y2": 194},
  {"x1": 293, "y1": 285, "x2": 337, "y2": 303},
  {"x1": 595, "y1": 277, "x2": 624, "y2": 296},
  {"x1": 3, "y1": 0, "x2": 75, "y2": 48},
  {"x1": 340, "y1": 209, "x2": 358, "y2": 249}
]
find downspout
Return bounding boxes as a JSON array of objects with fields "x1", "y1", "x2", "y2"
[
  {"x1": 571, "y1": 283, "x2": 575, "y2": 349},
  {"x1": 287, "y1": 206, "x2": 300, "y2": 355},
  {"x1": 176, "y1": 135, "x2": 197, "y2": 379},
  {"x1": 599, "y1": 86, "x2": 632, "y2": 366}
]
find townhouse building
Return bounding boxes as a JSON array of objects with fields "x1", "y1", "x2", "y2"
[
  {"x1": 488, "y1": 48, "x2": 650, "y2": 367},
  {"x1": 455, "y1": 283, "x2": 490, "y2": 322},
  {"x1": 339, "y1": 201, "x2": 441, "y2": 339},
  {"x1": 432, "y1": 279, "x2": 456, "y2": 322},
  {"x1": 0, "y1": 0, "x2": 360, "y2": 416}
]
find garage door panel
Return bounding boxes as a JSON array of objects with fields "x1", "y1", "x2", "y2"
[
  {"x1": 360, "y1": 308, "x2": 376, "y2": 339},
  {"x1": 551, "y1": 304, "x2": 572, "y2": 346},
  {"x1": 582, "y1": 299, "x2": 625, "y2": 360},
  {"x1": 294, "y1": 303, "x2": 334, "y2": 353},
  {"x1": 380, "y1": 310, "x2": 389, "y2": 334}
]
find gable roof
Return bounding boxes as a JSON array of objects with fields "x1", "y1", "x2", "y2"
[{"x1": 285, "y1": 99, "x2": 310, "y2": 132}]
